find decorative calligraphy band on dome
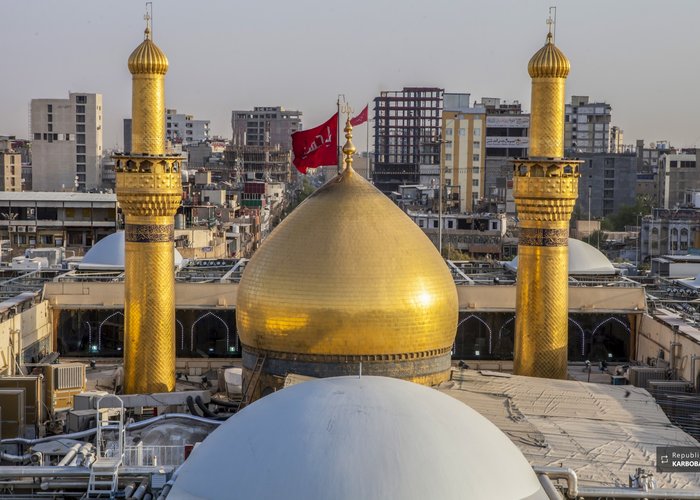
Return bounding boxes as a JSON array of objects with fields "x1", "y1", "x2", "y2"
[
  {"x1": 243, "y1": 345, "x2": 453, "y2": 363},
  {"x1": 125, "y1": 223, "x2": 174, "y2": 243},
  {"x1": 519, "y1": 227, "x2": 568, "y2": 247}
]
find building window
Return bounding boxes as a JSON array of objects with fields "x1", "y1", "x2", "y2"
[
  {"x1": 472, "y1": 179, "x2": 479, "y2": 187},
  {"x1": 447, "y1": 220, "x2": 454, "y2": 229},
  {"x1": 446, "y1": 128, "x2": 453, "y2": 136},
  {"x1": 76, "y1": 115, "x2": 85, "y2": 123},
  {"x1": 76, "y1": 155, "x2": 86, "y2": 163},
  {"x1": 445, "y1": 154, "x2": 452, "y2": 161},
  {"x1": 459, "y1": 128, "x2": 466, "y2": 136},
  {"x1": 34, "y1": 133, "x2": 41, "y2": 140},
  {"x1": 474, "y1": 127, "x2": 480, "y2": 136},
  {"x1": 76, "y1": 105, "x2": 85, "y2": 114},
  {"x1": 76, "y1": 124, "x2": 85, "y2": 133},
  {"x1": 47, "y1": 104, "x2": 53, "y2": 112},
  {"x1": 77, "y1": 164, "x2": 86, "y2": 173},
  {"x1": 418, "y1": 219, "x2": 424, "y2": 228},
  {"x1": 76, "y1": 95, "x2": 87, "y2": 104},
  {"x1": 77, "y1": 134, "x2": 85, "y2": 145},
  {"x1": 432, "y1": 220, "x2": 439, "y2": 228},
  {"x1": 473, "y1": 141, "x2": 480, "y2": 148},
  {"x1": 65, "y1": 134, "x2": 71, "y2": 141},
  {"x1": 77, "y1": 146, "x2": 86, "y2": 154},
  {"x1": 48, "y1": 124, "x2": 53, "y2": 132},
  {"x1": 473, "y1": 154, "x2": 480, "y2": 162},
  {"x1": 65, "y1": 208, "x2": 75, "y2": 218}
]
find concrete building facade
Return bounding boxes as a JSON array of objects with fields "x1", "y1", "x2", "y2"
[
  {"x1": 609, "y1": 126, "x2": 624, "y2": 153},
  {"x1": 575, "y1": 153, "x2": 637, "y2": 219},
  {"x1": 0, "y1": 138, "x2": 21, "y2": 191},
  {"x1": 373, "y1": 87, "x2": 443, "y2": 194},
  {"x1": 564, "y1": 95, "x2": 611, "y2": 154},
  {"x1": 31, "y1": 93, "x2": 103, "y2": 191},
  {"x1": 482, "y1": 101, "x2": 530, "y2": 213},
  {"x1": 640, "y1": 208, "x2": 700, "y2": 264},
  {"x1": 231, "y1": 106, "x2": 302, "y2": 150},
  {"x1": 440, "y1": 94, "x2": 486, "y2": 212},
  {"x1": 166, "y1": 109, "x2": 210, "y2": 145},
  {"x1": 659, "y1": 153, "x2": 699, "y2": 209},
  {"x1": 0, "y1": 192, "x2": 118, "y2": 253}
]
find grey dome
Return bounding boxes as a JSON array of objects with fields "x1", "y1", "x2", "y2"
[
  {"x1": 169, "y1": 376, "x2": 546, "y2": 500},
  {"x1": 506, "y1": 238, "x2": 615, "y2": 275},
  {"x1": 79, "y1": 231, "x2": 183, "y2": 270}
]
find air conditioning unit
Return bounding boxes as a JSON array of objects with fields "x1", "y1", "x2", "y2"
[
  {"x1": 36, "y1": 363, "x2": 87, "y2": 413},
  {"x1": 66, "y1": 409, "x2": 97, "y2": 433},
  {"x1": 0, "y1": 388, "x2": 26, "y2": 439},
  {"x1": 26, "y1": 226, "x2": 36, "y2": 233},
  {"x1": 16, "y1": 226, "x2": 26, "y2": 233},
  {"x1": 0, "y1": 375, "x2": 45, "y2": 431},
  {"x1": 7, "y1": 226, "x2": 16, "y2": 232},
  {"x1": 628, "y1": 367, "x2": 668, "y2": 389},
  {"x1": 647, "y1": 380, "x2": 691, "y2": 398}
]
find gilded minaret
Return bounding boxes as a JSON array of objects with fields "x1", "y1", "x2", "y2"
[
  {"x1": 512, "y1": 29, "x2": 580, "y2": 379},
  {"x1": 113, "y1": 16, "x2": 183, "y2": 393}
]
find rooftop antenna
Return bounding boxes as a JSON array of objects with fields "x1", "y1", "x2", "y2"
[
  {"x1": 144, "y1": 2, "x2": 153, "y2": 39},
  {"x1": 547, "y1": 6, "x2": 557, "y2": 43}
]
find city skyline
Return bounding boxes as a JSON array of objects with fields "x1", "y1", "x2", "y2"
[{"x1": 2, "y1": 0, "x2": 700, "y2": 151}]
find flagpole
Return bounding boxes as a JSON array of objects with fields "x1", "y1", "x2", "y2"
[
  {"x1": 337, "y1": 96, "x2": 342, "y2": 174},
  {"x1": 366, "y1": 102, "x2": 370, "y2": 181}
]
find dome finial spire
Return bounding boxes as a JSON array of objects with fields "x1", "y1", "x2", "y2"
[
  {"x1": 144, "y1": 1, "x2": 153, "y2": 40},
  {"x1": 546, "y1": 6, "x2": 556, "y2": 43},
  {"x1": 341, "y1": 107, "x2": 356, "y2": 172}
]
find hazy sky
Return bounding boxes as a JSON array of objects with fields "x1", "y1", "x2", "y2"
[{"x1": 2, "y1": 0, "x2": 700, "y2": 151}]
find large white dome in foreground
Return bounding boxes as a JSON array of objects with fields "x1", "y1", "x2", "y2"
[{"x1": 169, "y1": 376, "x2": 546, "y2": 500}]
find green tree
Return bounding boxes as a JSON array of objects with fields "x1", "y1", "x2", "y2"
[
  {"x1": 603, "y1": 196, "x2": 651, "y2": 231},
  {"x1": 445, "y1": 245, "x2": 471, "y2": 260},
  {"x1": 284, "y1": 177, "x2": 317, "y2": 216}
]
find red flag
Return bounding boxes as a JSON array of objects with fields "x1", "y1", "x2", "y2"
[
  {"x1": 291, "y1": 112, "x2": 338, "y2": 174},
  {"x1": 350, "y1": 105, "x2": 368, "y2": 126}
]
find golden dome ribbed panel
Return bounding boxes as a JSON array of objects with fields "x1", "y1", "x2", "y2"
[
  {"x1": 237, "y1": 168, "x2": 459, "y2": 356},
  {"x1": 128, "y1": 39, "x2": 169, "y2": 75},
  {"x1": 528, "y1": 34, "x2": 570, "y2": 78}
]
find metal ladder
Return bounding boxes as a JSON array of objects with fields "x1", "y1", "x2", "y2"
[
  {"x1": 87, "y1": 395, "x2": 125, "y2": 499},
  {"x1": 237, "y1": 354, "x2": 266, "y2": 411}
]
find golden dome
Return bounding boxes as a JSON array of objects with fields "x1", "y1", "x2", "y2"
[
  {"x1": 528, "y1": 32, "x2": 570, "y2": 78},
  {"x1": 236, "y1": 167, "x2": 459, "y2": 357},
  {"x1": 128, "y1": 27, "x2": 169, "y2": 75}
]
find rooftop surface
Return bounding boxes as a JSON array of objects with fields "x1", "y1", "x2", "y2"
[{"x1": 441, "y1": 370, "x2": 700, "y2": 489}]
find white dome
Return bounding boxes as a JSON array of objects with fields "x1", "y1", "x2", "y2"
[
  {"x1": 506, "y1": 238, "x2": 615, "y2": 275},
  {"x1": 79, "y1": 231, "x2": 183, "y2": 270},
  {"x1": 169, "y1": 376, "x2": 546, "y2": 500}
]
